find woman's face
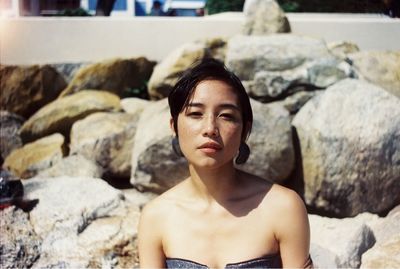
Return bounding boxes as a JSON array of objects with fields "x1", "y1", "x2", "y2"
[{"x1": 172, "y1": 79, "x2": 244, "y2": 168}]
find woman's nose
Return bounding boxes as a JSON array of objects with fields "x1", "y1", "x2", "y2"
[{"x1": 203, "y1": 116, "x2": 219, "y2": 138}]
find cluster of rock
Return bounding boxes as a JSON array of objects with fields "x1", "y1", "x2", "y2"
[{"x1": 1, "y1": 0, "x2": 399, "y2": 268}]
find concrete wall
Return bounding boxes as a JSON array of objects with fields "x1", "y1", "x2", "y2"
[{"x1": 1, "y1": 13, "x2": 399, "y2": 65}]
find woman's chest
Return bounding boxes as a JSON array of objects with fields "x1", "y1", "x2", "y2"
[{"x1": 162, "y1": 209, "x2": 278, "y2": 259}]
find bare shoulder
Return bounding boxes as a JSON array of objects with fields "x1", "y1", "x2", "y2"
[
  {"x1": 140, "y1": 180, "x2": 187, "y2": 221},
  {"x1": 268, "y1": 184, "x2": 306, "y2": 210}
]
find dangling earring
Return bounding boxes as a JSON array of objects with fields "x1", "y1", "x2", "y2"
[
  {"x1": 172, "y1": 136, "x2": 184, "y2": 157},
  {"x1": 235, "y1": 142, "x2": 250, "y2": 165}
]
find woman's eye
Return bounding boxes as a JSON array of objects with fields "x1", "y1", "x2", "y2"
[
  {"x1": 188, "y1": 112, "x2": 202, "y2": 117},
  {"x1": 220, "y1": 113, "x2": 235, "y2": 120}
]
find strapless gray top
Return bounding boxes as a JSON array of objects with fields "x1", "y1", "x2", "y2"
[{"x1": 165, "y1": 253, "x2": 282, "y2": 268}]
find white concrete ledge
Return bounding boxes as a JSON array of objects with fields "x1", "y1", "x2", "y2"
[{"x1": 0, "y1": 13, "x2": 399, "y2": 65}]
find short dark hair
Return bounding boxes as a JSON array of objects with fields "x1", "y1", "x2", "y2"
[{"x1": 168, "y1": 58, "x2": 253, "y2": 140}]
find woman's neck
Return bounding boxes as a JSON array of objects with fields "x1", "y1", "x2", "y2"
[{"x1": 187, "y1": 162, "x2": 241, "y2": 205}]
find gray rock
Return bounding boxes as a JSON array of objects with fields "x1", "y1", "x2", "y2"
[
  {"x1": 0, "y1": 206, "x2": 41, "y2": 269},
  {"x1": 3, "y1": 133, "x2": 66, "y2": 179},
  {"x1": 293, "y1": 79, "x2": 400, "y2": 217},
  {"x1": 237, "y1": 100, "x2": 294, "y2": 183},
  {"x1": 70, "y1": 112, "x2": 139, "y2": 178},
  {"x1": 0, "y1": 111, "x2": 24, "y2": 163},
  {"x1": 130, "y1": 99, "x2": 188, "y2": 193},
  {"x1": 327, "y1": 41, "x2": 360, "y2": 60},
  {"x1": 360, "y1": 235, "x2": 400, "y2": 269},
  {"x1": 243, "y1": 55, "x2": 351, "y2": 103},
  {"x1": 309, "y1": 213, "x2": 376, "y2": 268},
  {"x1": 51, "y1": 62, "x2": 89, "y2": 83},
  {"x1": 243, "y1": 0, "x2": 290, "y2": 35},
  {"x1": 36, "y1": 155, "x2": 103, "y2": 178},
  {"x1": 280, "y1": 90, "x2": 321, "y2": 115},
  {"x1": 25, "y1": 176, "x2": 141, "y2": 269},
  {"x1": 23, "y1": 176, "x2": 124, "y2": 238},
  {"x1": 226, "y1": 34, "x2": 333, "y2": 81},
  {"x1": 348, "y1": 50, "x2": 400, "y2": 98},
  {"x1": 120, "y1": 97, "x2": 150, "y2": 115}
]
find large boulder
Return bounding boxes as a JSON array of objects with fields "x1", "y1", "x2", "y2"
[
  {"x1": 36, "y1": 155, "x2": 103, "y2": 179},
  {"x1": 360, "y1": 205, "x2": 400, "y2": 268},
  {"x1": 246, "y1": 58, "x2": 351, "y2": 103},
  {"x1": 131, "y1": 98, "x2": 295, "y2": 193},
  {"x1": 2, "y1": 133, "x2": 66, "y2": 179},
  {"x1": 348, "y1": 51, "x2": 400, "y2": 98},
  {"x1": 309, "y1": 213, "x2": 376, "y2": 268},
  {"x1": 59, "y1": 57, "x2": 156, "y2": 98},
  {"x1": 360, "y1": 235, "x2": 400, "y2": 268},
  {"x1": 19, "y1": 90, "x2": 121, "y2": 143},
  {"x1": 225, "y1": 34, "x2": 333, "y2": 81},
  {"x1": 293, "y1": 79, "x2": 400, "y2": 217},
  {"x1": 130, "y1": 99, "x2": 188, "y2": 193},
  {"x1": 0, "y1": 111, "x2": 24, "y2": 164},
  {"x1": 22, "y1": 176, "x2": 140, "y2": 268},
  {"x1": 0, "y1": 65, "x2": 67, "y2": 118},
  {"x1": 0, "y1": 206, "x2": 42, "y2": 269},
  {"x1": 237, "y1": 100, "x2": 294, "y2": 182},
  {"x1": 148, "y1": 38, "x2": 227, "y2": 100},
  {"x1": 242, "y1": 0, "x2": 290, "y2": 35},
  {"x1": 70, "y1": 112, "x2": 139, "y2": 179},
  {"x1": 121, "y1": 97, "x2": 150, "y2": 115}
]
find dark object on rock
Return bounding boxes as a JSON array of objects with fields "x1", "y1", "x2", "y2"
[{"x1": 0, "y1": 170, "x2": 38, "y2": 211}]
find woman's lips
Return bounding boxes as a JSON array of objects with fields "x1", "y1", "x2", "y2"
[{"x1": 198, "y1": 142, "x2": 222, "y2": 153}]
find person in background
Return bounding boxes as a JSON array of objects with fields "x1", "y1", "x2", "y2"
[{"x1": 150, "y1": 1, "x2": 166, "y2": 16}]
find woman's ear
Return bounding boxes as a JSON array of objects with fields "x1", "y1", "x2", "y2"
[{"x1": 170, "y1": 118, "x2": 176, "y2": 136}]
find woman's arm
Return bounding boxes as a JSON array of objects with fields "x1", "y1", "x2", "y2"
[
  {"x1": 274, "y1": 188, "x2": 312, "y2": 268},
  {"x1": 138, "y1": 202, "x2": 166, "y2": 268}
]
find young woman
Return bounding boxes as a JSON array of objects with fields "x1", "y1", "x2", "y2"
[{"x1": 138, "y1": 59, "x2": 313, "y2": 268}]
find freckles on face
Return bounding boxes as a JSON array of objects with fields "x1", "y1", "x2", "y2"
[{"x1": 176, "y1": 79, "x2": 244, "y2": 166}]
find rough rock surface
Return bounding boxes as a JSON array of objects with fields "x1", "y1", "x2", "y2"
[
  {"x1": 23, "y1": 176, "x2": 124, "y2": 238},
  {"x1": 148, "y1": 38, "x2": 227, "y2": 100},
  {"x1": 0, "y1": 111, "x2": 25, "y2": 164},
  {"x1": 36, "y1": 155, "x2": 103, "y2": 179},
  {"x1": 237, "y1": 100, "x2": 294, "y2": 182},
  {"x1": 293, "y1": 79, "x2": 400, "y2": 217},
  {"x1": 70, "y1": 112, "x2": 139, "y2": 178},
  {"x1": 0, "y1": 206, "x2": 41, "y2": 269},
  {"x1": 51, "y1": 62, "x2": 89, "y2": 83},
  {"x1": 349, "y1": 50, "x2": 400, "y2": 98},
  {"x1": 130, "y1": 99, "x2": 188, "y2": 193},
  {"x1": 121, "y1": 97, "x2": 150, "y2": 115},
  {"x1": 3, "y1": 133, "x2": 66, "y2": 179},
  {"x1": 226, "y1": 34, "x2": 333, "y2": 81},
  {"x1": 243, "y1": 0, "x2": 290, "y2": 35},
  {"x1": 19, "y1": 90, "x2": 121, "y2": 143},
  {"x1": 0, "y1": 64, "x2": 67, "y2": 118},
  {"x1": 327, "y1": 41, "x2": 360, "y2": 60},
  {"x1": 309, "y1": 213, "x2": 376, "y2": 268},
  {"x1": 22, "y1": 176, "x2": 140, "y2": 268},
  {"x1": 360, "y1": 235, "x2": 400, "y2": 268},
  {"x1": 59, "y1": 57, "x2": 156, "y2": 98}
]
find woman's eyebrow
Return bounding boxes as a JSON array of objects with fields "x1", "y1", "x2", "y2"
[{"x1": 187, "y1": 102, "x2": 240, "y2": 111}]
